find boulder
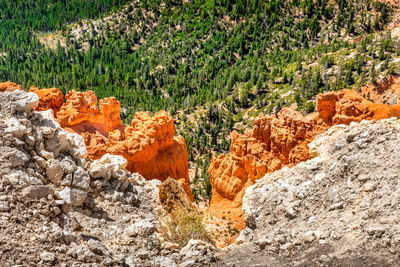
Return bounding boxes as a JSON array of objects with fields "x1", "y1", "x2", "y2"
[
  {"x1": 124, "y1": 219, "x2": 157, "y2": 237},
  {"x1": 72, "y1": 167, "x2": 91, "y2": 190},
  {"x1": 88, "y1": 160, "x2": 108, "y2": 179},
  {"x1": 5, "y1": 148, "x2": 29, "y2": 167},
  {"x1": 13, "y1": 90, "x2": 39, "y2": 112}
]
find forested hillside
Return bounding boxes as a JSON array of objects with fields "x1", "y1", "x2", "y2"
[{"x1": 1, "y1": 0, "x2": 399, "y2": 200}]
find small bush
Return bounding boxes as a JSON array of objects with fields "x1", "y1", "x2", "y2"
[
  {"x1": 305, "y1": 101, "x2": 315, "y2": 114},
  {"x1": 160, "y1": 210, "x2": 213, "y2": 247}
]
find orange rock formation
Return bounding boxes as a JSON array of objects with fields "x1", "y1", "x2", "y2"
[
  {"x1": 208, "y1": 89, "x2": 400, "y2": 230},
  {"x1": 30, "y1": 87, "x2": 193, "y2": 200},
  {"x1": 105, "y1": 111, "x2": 191, "y2": 200},
  {"x1": 28, "y1": 86, "x2": 64, "y2": 114},
  {"x1": 0, "y1": 81, "x2": 22, "y2": 92},
  {"x1": 57, "y1": 90, "x2": 124, "y2": 134}
]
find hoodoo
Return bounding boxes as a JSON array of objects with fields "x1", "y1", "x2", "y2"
[{"x1": 30, "y1": 86, "x2": 193, "y2": 200}]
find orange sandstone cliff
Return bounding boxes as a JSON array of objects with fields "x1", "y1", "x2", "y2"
[
  {"x1": 30, "y1": 87, "x2": 193, "y2": 200},
  {"x1": 208, "y1": 89, "x2": 400, "y2": 230}
]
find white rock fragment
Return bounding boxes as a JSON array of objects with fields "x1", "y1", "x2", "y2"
[
  {"x1": 58, "y1": 187, "x2": 87, "y2": 207},
  {"x1": 14, "y1": 91, "x2": 38, "y2": 112},
  {"x1": 0, "y1": 202, "x2": 10, "y2": 212},
  {"x1": 89, "y1": 161, "x2": 108, "y2": 179},
  {"x1": 124, "y1": 219, "x2": 157, "y2": 237},
  {"x1": 40, "y1": 251, "x2": 55, "y2": 262},
  {"x1": 66, "y1": 132, "x2": 88, "y2": 158},
  {"x1": 6, "y1": 148, "x2": 29, "y2": 167},
  {"x1": 99, "y1": 153, "x2": 128, "y2": 172},
  {"x1": 4, "y1": 117, "x2": 27, "y2": 138},
  {"x1": 46, "y1": 159, "x2": 64, "y2": 183},
  {"x1": 72, "y1": 167, "x2": 91, "y2": 190}
]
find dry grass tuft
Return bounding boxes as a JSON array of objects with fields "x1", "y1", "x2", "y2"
[{"x1": 160, "y1": 209, "x2": 213, "y2": 247}]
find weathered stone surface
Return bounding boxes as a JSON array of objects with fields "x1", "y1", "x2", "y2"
[
  {"x1": 1, "y1": 88, "x2": 206, "y2": 266},
  {"x1": 88, "y1": 160, "x2": 108, "y2": 179},
  {"x1": 124, "y1": 219, "x2": 157, "y2": 237},
  {"x1": 179, "y1": 239, "x2": 216, "y2": 263},
  {"x1": 56, "y1": 90, "x2": 123, "y2": 133},
  {"x1": 61, "y1": 158, "x2": 77, "y2": 174},
  {"x1": 40, "y1": 252, "x2": 56, "y2": 262},
  {"x1": 87, "y1": 239, "x2": 107, "y2": 255},
  {"x1": 57, "y1": 187, "x2": 87, "y2": 207},
  {"x1": 0, "y1": 202, "x2": 10, "y2": 212},
  {"x1": 98, "y1": 153, "x2": 127, "y2": 172},
  {"x1": 23, "y1": 185, "x2": 54, "y2": 199},
  {"x1": 0, "y1": 81, "x2": 22, "y2": 92},
  {"x1": 13, "y1": 90, "x2": 39, "y2": 112},
  {"x1": 5, "y1": 148, "x2": 29, "y2": 167},
  {"x1": 240, "y1": 118, "x2": 400, "y2": 260},
  {"x1": 46, "y1": 159, "x2": 64, "y2": 183},
  {"x1": 72, "y1": 167, "x2": 91, "y2": 190},
  {"x1": 4, "y1": 117, "x2": 28, "y2": 138},
  {"x1": 159, "y1": 178, "x2": 194, "y2": 213}
]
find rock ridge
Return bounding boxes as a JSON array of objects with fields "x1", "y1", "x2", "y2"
[{"x1": 208, "y1": 89, "x2": 400, "y2": 230}]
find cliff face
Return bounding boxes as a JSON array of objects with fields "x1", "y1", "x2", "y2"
[
  {"x1": 208, "y1": 89, "x2": 400, "y2": 229},
  {"x1": 29, "y1": 86, "x2": 192, "y2": 200},
  {"x1": 105, "y1": 111, "x2": 191, "y2": 200}
]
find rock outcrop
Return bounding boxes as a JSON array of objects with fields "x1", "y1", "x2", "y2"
[
  {"x1": 0, "y1": 81, "x2": 22, "y2": 92},
  {"x1": 30, "y1": 87, "x2": 193, "y2": 200},
  {"x1": 57, "y1": 90, "x2": 124, "y2": 134},
  {"x1": 0, "y1": 89, "x2": 213, "y2": 265},
  {"x1": 105, "y1": 111, "x2": 191, "y2": 200},
  {"x1": 208, "y1": 89, "x2": 400, "y2": 229},
  {"x1": 28, "y1": 86, "x2": 64, "y2": 114}
]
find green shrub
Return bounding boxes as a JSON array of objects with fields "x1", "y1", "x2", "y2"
[{"x1": 305, "y1": 101, "x2": 315, "y2": 114}]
